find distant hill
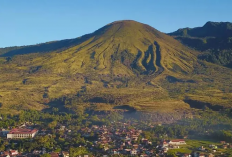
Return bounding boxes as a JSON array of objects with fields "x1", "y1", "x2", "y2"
[
  {"x1": 0, "y1": 34, "x2": 94, "y2": 57},
  {"x1": 169, "y1": 22, "x2": 232, "y2": 68},
  {"x1": 0, "y1": 20, "x2": 232, "y2": 114}
]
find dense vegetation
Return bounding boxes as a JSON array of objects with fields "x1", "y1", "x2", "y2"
[{"x1": 169, "y1": 21, "x2": 232, "y2": 68}]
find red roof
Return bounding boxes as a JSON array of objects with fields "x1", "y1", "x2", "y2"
[
  {"x1": 9, "y1": 128, "x2": 38, "y2": 134},
  {"x1": 50, "y1": 152, "x2": 59, "y2": 157},
  {"x1": 170, "y1": 139, "x2": 185, "y2": 142}
]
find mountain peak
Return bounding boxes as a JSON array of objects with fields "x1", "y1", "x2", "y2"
[
  {"x1": 169, "y1": 21, "x2": 232, "y2": 38},
  {"x1": 103, "y1": 20, "x2": 156, "y2": 34},
  {"x1": 203, "y1": 21, "x2": 220, "y2": 28},
  {"x1": 92, "y1": 20, "x2": 166, "y2": 44},
  {"x1": 203, "y1": 21, "x2": 232, "y2": 28},
  {"x1": 109, "y1": 20, "x2": 141, "y2": 25}
]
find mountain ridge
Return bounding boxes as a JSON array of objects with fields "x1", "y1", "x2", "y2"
[
  {"x1": 169, "y1": 21, "x2": 232, "y2": 38},
  {"x1": 169, "y1": 21, "x2": 232, "y2": 68}
]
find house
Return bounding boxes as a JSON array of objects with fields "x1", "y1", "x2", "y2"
[
  {"x1": 133, "y1": 144, "x2": 139, "y2": 149},
  {"x1": 162, "y1": 147, "x2": 168, "y2": 153},
  {"x1": 1, "y1": 151, "x2": 10, "y2": 157},
  {"x1": 59, "y1": 126, "x2": 65, "y2": 131},
  {"x1": 182, "y1": 154, "x2": 191, "y2": 157},
  {"x1": 169, "y1": 139, "x2": 186, "y2": 145},
  {"x1": 208, "y1": 154, "x2": 214, "y2": 157},
  {"x1": 142, "y1": 138, "x2": 149, "y2": 144},
  {"x1": 9, "y1": 150, "x2": 18, "y2": 156},
  {"x1": 103, "y1": 146, "x2": 109, "y2": 151},
  {"x1": 223, "y1": 144, "x2": 227, "y2": 149},
  {"x1": 50, "y1": 152, "x2": 59, "y2": 157},
  {"x1": 220, "y1": 141, "x2": 226, "y2": 144},
  {"x1": 132, "y1": 135, "x2": 138, "y2": 141},
  {"x1": 161, "y1": 141, "x2": 169, "y2": 147},
  {"x1": 199, "y1": 154, "x2": 205, "y2": 157},
  {"x1": 111, "y1": 149, "x2": 120, "y2": 155},
  {"x1": 130, "y1": 149, "x2": 137, "y2": 155},
  {"x1": 209, "y1": 144, "x2": 217, "y2": 149},
  {"x1": 62, "y1": 151, "x2": 69, "y2": 157},
  {"x1": 198, "y1": 146, "x2": 206, "y2": 151},
  {"x1": 124, "y1": 149, "x2": 131, "y2": 154},
  {"x1": 33, "y1": 150, "x2": 41, "y2": 155},
  {"x1": 7, "y1": 128, "x2": 38, "y2": 139}
]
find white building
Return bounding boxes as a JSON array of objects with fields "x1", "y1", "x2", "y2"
[
  {"x1": 7, "y1": 128, "x2": 38, "y2": 139},
  {"x1": 62, "y1": 151, "x2": 69, "y2": 157},
  {"x1": 130, "y1": 149, "x2": 137, "y2": 155},
  {"x1": 169, "y1": 139, "x2": 186, "y2": 145}
]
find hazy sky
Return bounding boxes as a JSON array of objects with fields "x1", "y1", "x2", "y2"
[{"x1": 1, "y1": 0, "x2": 232, "y2": 47}]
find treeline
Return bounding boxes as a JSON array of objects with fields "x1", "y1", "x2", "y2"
[{"x1": 199, "y1": 49, "x2": 232, "y2": 68}]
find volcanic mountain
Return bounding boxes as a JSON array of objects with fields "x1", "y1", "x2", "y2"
[
  {"x1": 1, "y1": 20, "x2": 196, "y2": 75},
  {"x1": 0, "y1": 20, "x2": 232, "y2": 113}
]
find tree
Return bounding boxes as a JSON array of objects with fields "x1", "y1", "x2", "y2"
[
  {"x1": 11, "y1": 142, "x2": 15, "y2": 149},
  {"x1": 40, "y1": 153, "x2": 51, "y2": 157},
  {"x1": 52, "y1": 107, "x2": 59, "y2": 113},
  {"x1": 73, "y1": 105, "x2": 85, "y2": 117},
  {"x1": 0, "y1": 144, "x2": 5, "y2": 151},
  {"x1": 69, "y1": 147, "x2": 88, "y2": 157},
  {"x1": 48, "y1": 121, "x2": 57, "y2": 129},
  {"x1": 167, "y1": 152, "x2": 177, "y2": 157},
  {"x1": 18, "y1": 144, "x2": 22, "y2": 153}
]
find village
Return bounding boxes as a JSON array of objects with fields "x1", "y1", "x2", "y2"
[{"x1": 0, "y1": 121, "x2": 231, "y2": 157}]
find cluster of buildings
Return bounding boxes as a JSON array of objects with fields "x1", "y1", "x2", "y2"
[
  {"x1": 79, "y1": 123, "x2": 156, "y2": 156},
  {"x1": 0, "y1": 150, "x2": 19, "y2": 157},
  {"x1": 2, "y1": 123, "x2": 232, "y2": 157}
]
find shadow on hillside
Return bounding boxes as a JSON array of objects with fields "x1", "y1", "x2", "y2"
[
  {"x1": 42, "y1": 99, "x2": 71, "y2": 114},
  {"x1": 113, "y1": 105, "x2": 137, "y2": 113},
  {"x1": 184, "y1": 99, "x2": 224, "y2": 111}
]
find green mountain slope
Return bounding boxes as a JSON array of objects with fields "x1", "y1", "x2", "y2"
[
  {"x1": 169, "y1": 21, "x2": 232, "y2": 68},
  {"x1": 0, "y1": 20, "x2": 232, "y2": 113}
]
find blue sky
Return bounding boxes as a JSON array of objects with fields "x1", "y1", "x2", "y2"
[{"x1": 1, "y1": 0, "x2": 232, "y2": 47}]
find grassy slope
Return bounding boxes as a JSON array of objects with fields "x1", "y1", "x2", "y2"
[{"x1": 0, "y1": 20, "x2": 232, "y2": 113}]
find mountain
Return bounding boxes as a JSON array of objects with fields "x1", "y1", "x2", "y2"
[
  {"x1": 169, "y1": 21, "x2": 232, "y2": 68},
  {"x1": 0, "y1": 20, "x2": 232, "y2": 114}
]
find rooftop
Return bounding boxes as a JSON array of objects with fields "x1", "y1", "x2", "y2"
[
  {"x1": 9, "y1": 128, "x2": 38, "y2": 134},
  {"x1": 170, "y1": 139, "x2": 185, "y2": 142}
]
